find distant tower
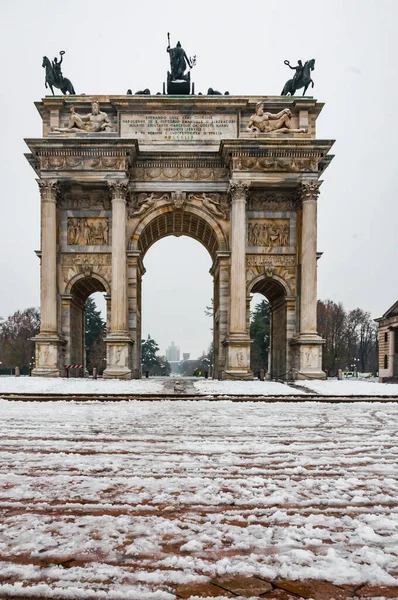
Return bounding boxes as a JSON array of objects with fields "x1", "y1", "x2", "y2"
[
  {"x1": 166, "y1": 341, "x2": 180, "y2": 362},
  {"x1": 183, "y1": 353, "x2": 190, "y2": 361}
]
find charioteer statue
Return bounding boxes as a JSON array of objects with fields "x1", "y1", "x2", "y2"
[
  {"x1": 42, "y1": 50, "x2": 75, "y2": 95},
  {"x1": 281, "y1": 58, "x2": 315, "y2": 96},
  {"x1": 166, "y1": 33, "x2": 196, "y2": 95}
]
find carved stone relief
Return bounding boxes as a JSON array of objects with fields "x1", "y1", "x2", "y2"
[
  {"x1": 246, "y1": 255, "x2": 295, "y2": 267},
  {"x1": 172, "y1": 191, "x2": 186, "y2": 209},
  {"x1": 40, "y1": 156, "x2": 127, "y2": 171},
  {"x1": 67, "y1": 218, "x2": 109, "y2": 245},
  {"x1": 234, "y1": 157, "x2": 318, "y2": 172},
  {"x1": 62, "y1": 254, "x2": 111, "y2": 266},
  {"x1": 130, "y1": 166, "x2": 229, "y2": 181},
  {"x1": 248, "y1": 219, "x2": 290, "y2": 247},
  {"x1": 188, "y1": 193, "x2": 230, "y2": 220},
  {"x1": 127, "y1": 193, "x2": 170, "y2": 218},
  {"x1": 59, "y1": 190, "x2": 111, "y2": 210},
  {"x1": 248, "y1": 192, "x2": 297, "y2": 212}
]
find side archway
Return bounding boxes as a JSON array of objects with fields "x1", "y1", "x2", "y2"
[
  {"x1": 248, "y1": 274, "x2": 293, "y2": 379},
  {"x1": 62, "y1": 274, "x2": 110, "y2": 374}
]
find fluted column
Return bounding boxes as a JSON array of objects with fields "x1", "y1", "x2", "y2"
[
  {"x1": 290, "y1": 180, "x2": 325, "y2": 380},
  {"x1": 299, "y1": 181, "x2": 320, "y2": 335},
  {"x1": 103, "y1": 180, "x2": 133, "y2": 379},
  {"x1": 32, "y1": 179, "x2": 61, "y2": 377},
  {"x1": 223, "y1": 181, "x2": 252, "y2": 379},
  {"x1": 108, "y1": 180, "x2": 129, "y2": 333},
  {"x1": 229, "y1": 181, "x2": 250, "y2": 333},
  {"x1": 38, "y1": 180, "x2": 58, "y2": 334}
]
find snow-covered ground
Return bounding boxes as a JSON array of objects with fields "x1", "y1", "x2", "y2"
[
  {"x1": 0, "y1": 375, "x2": 163, "y2": 395},
  {"x1": 193, "y1": 378, "x2": 307, "y2": 395},
  {"x1": 2, "y1": 375, "x2": 398, "y2": 397},
  {"x1": 0, "y1": 399, "x2": 397, "y2": 598},
  {"x1": 194, "y1": 378, "x2": 398, "y2": 396}
]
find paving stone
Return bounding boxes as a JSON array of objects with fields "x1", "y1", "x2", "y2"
[
  {"x1": 356, "y1": 584, "x2": 398, "y2": 598},
  {"x1": 274, "y1": 580, "x2": 352, "y2": 599},
  {"x1": 213, "y1": 574, "x2": 273, "y2": 596},
  {"x1": 260, "y1": 588, "x2": 302, "y2": 599},
  {"x1": 175, "y1": 581, "x2": 235, "y2": 598}
]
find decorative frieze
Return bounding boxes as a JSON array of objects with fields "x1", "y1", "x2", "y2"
[
  {"x1": 59, "y1": 191, "x2": 111, "y2": 210},
  {"x1": 67, "y1": 218, "x2": 109, "y2": 245},
  {"x1": 130, "y1": 166, "x2": 229, "y2": 181},
  {"x1": 246, "y1": 255, "x2": 296, "y2": 267},
  {"x1": 248, "y1": 191, "x2": 297, "y2": 211},
  {"x1": 233, "y1": 156, "x2": 318, "y2": 172},
  {"x1": 248, "y1": 219, "x2": 290, "y2": 247},
  {"x1": 40, "y1": 156, "x2": 127, "y2": 171},
  {"x1": 62, "y1": 253, "x2": 111, "y2": 266}
]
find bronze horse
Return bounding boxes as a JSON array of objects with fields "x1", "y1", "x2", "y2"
[
  {"x1": 281, "y1": 59, "x2": 315, "y2": 96},
  {"x1": 42, "y1": 56, "x2": 75, "y2": 95}
]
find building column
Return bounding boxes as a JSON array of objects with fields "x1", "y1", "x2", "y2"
[
  {"x1": 388, "y1": 327, "x2": 396, "y2": 378},
  {"x1": 32, "y1": 180, "x2": 62, "y2": 377},
  {"x1": 223, "y1": 181, "x2": 252, "y2": 380},
  {"x1": 104, "y1": 180, "x2": 133, "y2": 379},
  {"x1": 291, "y1": 181, "x2": 325, "y2": 379}
]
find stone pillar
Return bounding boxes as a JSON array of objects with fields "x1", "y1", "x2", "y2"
[
  {"x1": 223, "y1": 181, "x2": 252, "y2": 380},
  {"x1": 32, "y1": 180, "x2": 62, "y2": 377},
  {"x1": 388, "y1": 327, "x2": 395, "y2": 378},
  {"x1": 103, "y1": 180, "x2": 133, "y2": 379},
  {"x1": 291, "y1": 180, "x2": 325, "y2": 379}
]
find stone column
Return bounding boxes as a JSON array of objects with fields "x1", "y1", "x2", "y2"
[
  {"x1": 223, "y1": 181, "x2": 252, "y2": 379},
  {"x1": 388, "y1": 327, "x2": 395, "y2": 378},
  {"x1": 291, "y1": 180, "x2": 325, "y2": 379},
  {"x1": 300, "y1": 181, "x2": 320, "y2": 335},
  {"x1": 32, "y1": 180, "x2": 62, "y2": 377},
  {"x1": 103, "y1": 180, "x2": 133, "y2": 379}
]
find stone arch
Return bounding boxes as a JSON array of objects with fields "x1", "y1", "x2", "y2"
[
  {"x1": 62, "y1": 273, "x2": 109, "y2": 374},
  {"x1": 65, "y1": 272, "x2": 111, "y2": 298},
  {"x1": 248, "y1": 273, "x2": 290, "y2": 300},
  {"x1": 130, "y1": 204, "x2": 228, "y2": 260},
  {"x1": 128, "y1": 204, "x2": 229, "y2": 378},
  {"x1": 248, "y1": 273, "x2": 293, "y2": 379}
]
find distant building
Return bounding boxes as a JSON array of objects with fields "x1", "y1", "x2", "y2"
[
  {"x1": 166, "y1": 341, "x2": 180, "y2": 362},
  {"x1": 182, "y1": 353, "x2": 190, "y2": 361},
  {"x1": 375, "y1": 301, "x2": 398, "y2": 381}
]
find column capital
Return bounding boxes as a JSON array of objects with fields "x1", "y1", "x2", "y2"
[
  {"x1": 108, "y1": 179, "x2": 130, "y2": 201},
  {"x1": 299, "y1": 180, "x2": 321, "y2": 202},
  {"x1": 229, "y1": 180, "x2": 250, "y2": 201},
  {"x1": 37, "y1": 179, "x2": 59, "y2": 202}
]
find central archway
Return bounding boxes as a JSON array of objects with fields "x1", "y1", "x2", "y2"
[{"x1": 128, "y1": 205, "x2": 229, "y2": 378}]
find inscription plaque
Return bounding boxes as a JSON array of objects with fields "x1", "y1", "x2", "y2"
[{"x1": 120, "y1": 113, "x2": 238, "y2": 141}]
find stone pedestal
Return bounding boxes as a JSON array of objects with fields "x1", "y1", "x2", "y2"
[
  {"x1": 291, "y1": 181, "x2": 325, "y2": 379},
  {"x1": 32, "y1": 180, "x2": 62, "y2": 377},
  {"x1": 104, "y1": 180, "x2": 133, "y2": 379},
  {"x1": 223, "y1": 182, "x2": 252, "y2": 380}
]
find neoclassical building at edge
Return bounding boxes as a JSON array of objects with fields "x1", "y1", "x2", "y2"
[{"x1": 25, "y1": 95, "x2": 334, "y2": 380}]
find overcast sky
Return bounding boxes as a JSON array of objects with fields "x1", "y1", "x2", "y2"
[{"x1": 0, "y1": 0, "x2": 397, "y2": 358}]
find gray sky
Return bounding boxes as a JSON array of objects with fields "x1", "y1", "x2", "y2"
[{"x1": 0, "y1": 0, "x2": 397, "y2": 358}]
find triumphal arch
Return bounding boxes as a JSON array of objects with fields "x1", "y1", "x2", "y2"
[{"x1": 25, "y1": 93, "x2": 333, "y2": 380}]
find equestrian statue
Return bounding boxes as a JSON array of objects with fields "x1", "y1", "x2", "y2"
[
  {"x1": 42, "y1": 51, "x2": 75, "y2": 95},
  {"x1": 281, "y1": 59, "x2": 315, "y2": 96}
]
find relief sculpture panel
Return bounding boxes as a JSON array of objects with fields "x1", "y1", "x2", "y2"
[
  {"x1": 248, "y1": 192, "x2": 297, "y2": 212},
  {"x1": 248, "y1": 219, "x2": 290, "y2": 247},
  {"x1": 67, "y1": 218, "x2": 109, "y2": 245}
]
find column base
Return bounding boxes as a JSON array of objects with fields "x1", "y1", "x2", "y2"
[
  {"x1": 103, "y1": 334, "x2": 134, "y2": 380},
  {"x1": 222, "y1": 334, "x2": 253, "y2": 380},
  {"x1": 31, "y1": 335, "x2": 63, "y2": 377},
  {"x1": 290, "y1": 334, "x2": 326, "y2": 380}
]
